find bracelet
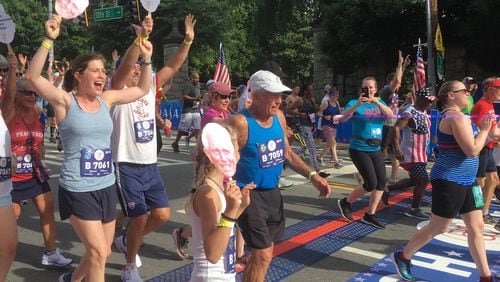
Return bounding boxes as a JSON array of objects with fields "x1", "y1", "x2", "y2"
[
  {"x1": 45, "y1": 34, "x2": 56, "y2": 41},
  {"x1": 307, "y1": 171, "x2": 317, "y2": 181},
  {"x1": 183, "y1": 39, "x2": 193, "y2": 46},
  {"x1": 41, "y1": 40, "x2": 52, "y2": 50},
  {"x1": 221, "y1": 213, "x2": 237, "y2": 222},
  {"x1": 217, "y1": 217, "x2": 235, "y2": 228},
  {"x1": 141, "y1": 61, "x2": 152, "y2": 66}
]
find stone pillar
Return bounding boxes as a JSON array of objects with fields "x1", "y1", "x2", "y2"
[
  {"x1": 313, "y1": 27, "x2": 333, "y2": 99},
  {"x1": 162, "y1": 19, "x2": 187, "y2": 100}
]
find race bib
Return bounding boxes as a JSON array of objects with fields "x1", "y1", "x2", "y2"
[
  {"x1": 0, "y1": 156, "x2": 12, "y2": 182},
  {"x1": 471, "y1": 184, "x2": 484, "y2": 208},
  {"x1": 224, "y1": 234, "x2": 236, "y2": 274},
  {"x1": 15, "y1": 154, "x2": 34, "y2": 174},
  {"x1": 370, "y1": 128, "x2": 382, "y2": 139},
  {"x1": 257, "y1": 138, "x2": 285, "y2": 169},
  {"x1": 80, "y1": 148, "x2": 112, "y2": 177},
  {"x1": 134, "y1": 119, "x2": 154, "y2": 143}
]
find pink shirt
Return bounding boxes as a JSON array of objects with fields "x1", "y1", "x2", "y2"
[{"x1": 201, "y1": 106, "x2": 229, "y2": 129}]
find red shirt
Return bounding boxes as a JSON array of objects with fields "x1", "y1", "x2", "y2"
[
  {"x1": 8, "y1": 110, "x2": 44, "y2": 182},
  {"x1": 471, "y1": 98, "x2": 497, "y2": 149}
]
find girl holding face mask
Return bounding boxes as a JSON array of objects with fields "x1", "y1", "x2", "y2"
[{"x1": 186, "y1": 122, "x2": 255, "y2": 281}]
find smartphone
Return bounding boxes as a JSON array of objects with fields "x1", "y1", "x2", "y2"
[{"x1": 361, "y1": 87, "x2": 369, "y2": 98}]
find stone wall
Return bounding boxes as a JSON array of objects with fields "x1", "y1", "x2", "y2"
[{"x1": 162, "y1": 42, "x2": 188, "y2": 101}]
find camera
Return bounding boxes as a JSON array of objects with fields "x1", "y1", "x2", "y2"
[{"x1": 361, "y1": 87, "x2": 369, "y2": 98}]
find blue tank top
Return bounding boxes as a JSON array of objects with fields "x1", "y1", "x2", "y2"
[
  {"x1": 58, "y1": 94, "x2": 115, "y2": 192},
  {"x1": 429, "y1": 114, "x2": 479, "y2": 185},
  {"x1": 322, "y1": 101, "x2": 340, "y2": 128},
  {"x1": 234, "y1": 109, "x2": 284, "y2": 189},
  {"x1": 345, "y1": 99, "x2": 386, "y2": 152}
]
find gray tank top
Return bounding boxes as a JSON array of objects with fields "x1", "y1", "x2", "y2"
[{"x1": 58, "y1": 94, "x2": 115, "y2": 192}]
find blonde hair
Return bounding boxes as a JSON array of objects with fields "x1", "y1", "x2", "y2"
[
  {"x1": 436, "y1": 80, "x2": 461, "y2": 111},
  {"x1": 184, "y1": 121, "x2": 238, "y2": 214}
]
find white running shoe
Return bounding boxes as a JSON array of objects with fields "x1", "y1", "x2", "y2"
[
  {"x1": 278, "y1": 177, "x2": 293, "y2": 189},
  {"x1": 41, "y1": 248, "x2": 73, "y2": 267},
  {"x1": 121, "y1": 264, "x2": 143, "y2": 282},
  {"x1": 114, "y1": 235, "x2": 142, "y2": 268}
]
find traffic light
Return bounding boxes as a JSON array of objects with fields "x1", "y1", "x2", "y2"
[{"x1": 129, "y1": 0, "x2": 141, "y2": 22}]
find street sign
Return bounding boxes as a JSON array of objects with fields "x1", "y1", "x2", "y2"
[{"x1": 94, "y1": 6, "x2": 123, "y2": 21}]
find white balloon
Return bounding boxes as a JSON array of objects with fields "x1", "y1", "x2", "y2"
[
  {"x1": 0, "y1": 3, "x2": 15, "y2": 44},
  {"x1": 140, "y1": 0, "x2": 161, "y2": 13}
]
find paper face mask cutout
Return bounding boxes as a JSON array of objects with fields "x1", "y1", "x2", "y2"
[
  {"x1": 202, "y1": 123, "x2": 236, "y2": 178},
  {"x1": 0, "y1": 3, "x2": 15, "y2": 44},
  {"x1": 140, "y1": 0, "x2": 160, "y2": 13},
  {"x1": 55, "y1": 0, "x2": 89, "y2": 19}
]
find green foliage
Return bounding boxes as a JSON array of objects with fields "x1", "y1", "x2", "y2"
[{"x1": 0, "y1": 1, "x2": 46, "y2": 55}]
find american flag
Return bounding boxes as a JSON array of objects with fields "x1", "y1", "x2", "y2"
[
  {"x1": 213, "y1": 43, "x2": 231, "y2": 87},
  {"x1": 412, "y1": 41, "x2": 426, "y2": 102}
]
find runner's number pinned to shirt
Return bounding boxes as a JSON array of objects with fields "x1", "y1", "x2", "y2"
[
  {"x1": 0, "y1": 4, "x2": 15, "y2": 44},
  {"x1": 55, "y1": 0, "x2": 89, "y2": 19}
]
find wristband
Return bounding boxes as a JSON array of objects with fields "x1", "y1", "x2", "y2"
[
  {"x1": 307, "y1": 171, "x2": 317, "y2": 181},
  {"x1": 133, "y1": 37, "x2": 143, "y2": 46},
  {"x1": 41, "y1": 40, "x2": 52, "y2": 50},
  {"x1": 217, "y1": 217, "x2": 235, "y2": 228},
  {"x1": 221, "y1": 213, "x2": 237, "y2": 222},
  {"x1": 183, "y1": 39, "x2": 193, "y2": 46},
  {"x1": 141, "y1": 61, "x2": 152, "y2": 66}
]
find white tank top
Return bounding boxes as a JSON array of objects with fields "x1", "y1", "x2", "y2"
[
  {"x1": 190, "y1": 184, "x2": 236, "y2": 282},
  {"x1": 110, "y1": 74, "x2": 157, "y2": 163},
  {"x1": 0, "y1": 116, "x2": 13, "y2": 199}
]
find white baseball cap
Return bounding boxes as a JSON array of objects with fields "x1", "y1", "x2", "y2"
[{"x1": 249, "y1": 70, "x2": 291, "y2": 93}]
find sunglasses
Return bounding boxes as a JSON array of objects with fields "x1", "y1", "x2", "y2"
[
  {"x1": 217, "y1": 94, "x2": 231, "y2": 100},
  {"x1": 20, "y1": 90, "x2": 38, "y2": 97}
]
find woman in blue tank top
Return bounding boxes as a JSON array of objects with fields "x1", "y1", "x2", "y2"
[
  {"x1": 317, "y1": 90, "x2": 343, "y2": 167},
  {"x1": 25, "y1": 15, "x2": 153, "y2": 282},
  {"x1": 391, "y1": 81, "x2": 496, "y2": 282}
]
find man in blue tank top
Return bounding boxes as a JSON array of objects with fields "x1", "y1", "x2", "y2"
[{"x1": 229, "y1": 70, "x2": 331, "y2": 281}]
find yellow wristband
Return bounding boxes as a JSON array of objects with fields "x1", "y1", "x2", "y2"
[
  {"x1": 183, "y1": 39, "x2": 193, "y2": 46},
  {"x1": 133, "y1": 37, "x2": 142, "y2": 46},
  {"x1": 217, "y1": 217, "x2": 235, "y2": 228},
  {"x1": 41, "y1": 40, "x2": 52, "y2": 50},
  {"x1": 307, "y1": 171, "x2": 317, "y2": 181}
]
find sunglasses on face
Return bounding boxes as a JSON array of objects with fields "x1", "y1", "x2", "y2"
[
  {"x1": 217, "y1": 94, "x2": 231, "y2": 100},
  {"x1": 19, "y1": 90, "x2": 38, "y2": 97}
]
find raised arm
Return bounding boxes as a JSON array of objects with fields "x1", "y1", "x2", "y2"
[
  {"x1": 387, "y1": 50, "x2": 406, "y2": 93},
  {"x1": 1, "y1": 48, "x2": 18, "y2": 123},
  {"x1": 156, "y1": 14, "x2": 196, "y2": 87},
  {"x1": 24, "y1": 15, "x2": 68, "y2": 107},
  {"x1": 111, "y1": 15, "x2": 153, "y2": 90},
  {"x1": 103, "y1": 40, "x2": 153, "y2": 107}
]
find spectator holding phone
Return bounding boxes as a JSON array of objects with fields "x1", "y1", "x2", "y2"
[{"x1": 337, "y1": 76, "x2": 393, "y2": 229}]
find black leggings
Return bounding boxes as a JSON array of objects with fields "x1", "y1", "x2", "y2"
[{"x1": 349, "y1": 148, "x2": 386, "y2": 191}]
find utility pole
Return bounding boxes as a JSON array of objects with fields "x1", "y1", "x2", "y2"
[
  {"x1": 426, "y1": 0, "x2": 438, "y2": 90},
  {"x1": 48, "y1": 0, "x2": 54, "y2": 59}
]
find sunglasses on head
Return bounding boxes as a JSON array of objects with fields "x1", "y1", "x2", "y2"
[{"x1": 20, "y1": 90, "x2": 38, "y2": 97}]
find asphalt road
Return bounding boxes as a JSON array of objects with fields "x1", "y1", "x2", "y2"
[{"x1": 4, "y1": 135, "x2": 462, "y2": 282}]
